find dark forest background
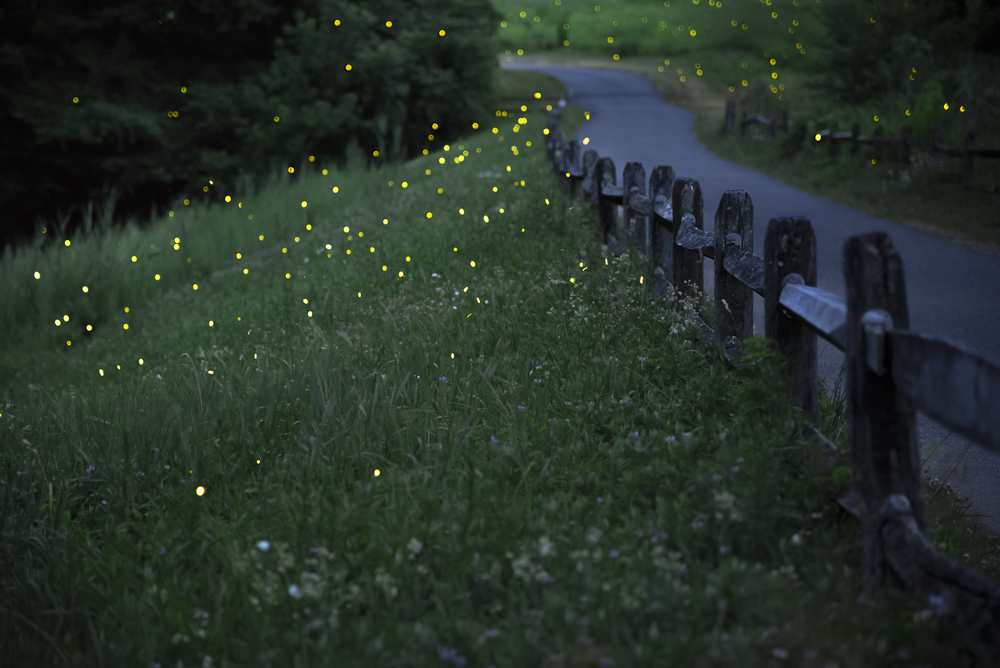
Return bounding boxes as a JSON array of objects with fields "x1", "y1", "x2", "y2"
[{"x1": 0, "y1": 0, "x2": 501, "y2": 251}]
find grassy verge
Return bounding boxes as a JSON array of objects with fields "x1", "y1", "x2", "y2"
[{"x1": 3, "y1": 72, "x2": 1000, "y2": 667}]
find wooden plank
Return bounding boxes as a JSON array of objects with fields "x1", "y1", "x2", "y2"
[
  {"x1": 652, "y1": 198, "x2": 672, "y2": 223},
  {"x1": 779, "y1": 282, "x2": 846, "y2": 350},
  {"x1": 877, "y1": 493, "x2": 1000, "y2": 666},
  {"x1": 582, "y1": 150, "x2": 598, "y2": 199},
  {"x1": 844, "y1": 232, "x2": 925, "y2": 603},
  {"x1": 648, "y1": 166, "x2": 676, "y2": 285},
  {"x1": 723, "y1": 247, "x2": 765, "y2": 296},
  {"x1": 595, "y1": 158, "x2": 618, "y2": 245},
  {"x1": 765, "y1": 217, "x2": 820, "y2": 422},
  {"x1": 601, "y1": 184, "x2": 624, "y2": 203},
  {"x1": 627, "y1": 192, "x2": 654, "y2": 216},
  {"x1": 714, "y1": 190, "x2": 755, "y2": 363},
  {"x1": 671, "y1": 178, "x2": 706, "y2": 308},
  {"x1": 674, "y1": 217, "x2": 714, "y2": 258},
  {"x1": 623, "y1": 163, "x2": 647, "y2": 255},
  {"x1": 888, "y1": 331, "x2": 1000, "y2": 453}
]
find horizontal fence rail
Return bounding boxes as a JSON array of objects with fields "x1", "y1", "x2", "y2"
[{"x1": 545, "y1": 108, "x2": 1000, "y2": 664}]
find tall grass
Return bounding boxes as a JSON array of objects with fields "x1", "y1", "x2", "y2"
[{"x1": 3, "y1": 83, "x2": 999, "y2": 667}]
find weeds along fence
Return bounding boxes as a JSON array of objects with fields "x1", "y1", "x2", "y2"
[
  {"x1": 723, "y1": 98, "x2": 793, "y2": 141},
  {"x1": 545, "y1": 110, "x2": 1000, "y2": 665}
]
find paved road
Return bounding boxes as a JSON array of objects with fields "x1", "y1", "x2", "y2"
[{"x1": 504, "y1": 61, "x2": 1000, "y2": 536}]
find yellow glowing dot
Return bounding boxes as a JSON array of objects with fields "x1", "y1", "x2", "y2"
[
  {"x1": 64, "y1": 240, "x2": 71, "y2": 247},
  {"x1": 208, "y1": 370, "x2": 214, "y2": 375},
  {"x1": 545, "y1": 199, "x2": 550, "y2": 205},
  {"x1": 370, "y1": 247, "x2": 374, "y2": 253},
  {"x1": 492, "y1": 186, "x2": 498, "y2": 192},
  {"x1": 286, "y1": 273, "x2": 291, "y2": 279},
  {"x1": 288, "y1": 167, "x2": 294, "y2": 174},
  {"x1": 473, "y1": 122, "x2": 479, "y2": 129},
  {"x1": 406, "y1": 256, "x2": 411, "y2": 262},
  {"x1": 398, "y1": 271, "x2": 404, "y2": 277},
  {"x1": 470, "y1": 261, "x2": 476, "y2": 267},
  {"x1": 402, "y1": 182, "x2": 408, "y2": 188},
  {"x1": 82, "y1": 286, "x2": 88, "y2": 293},
  {"x1": 34, "y1": 271, "x2": 40, "y2": 279},
  {"x1": 439, "y1": 29, "x2": 445, "y2": 36},
  {"x1": 874, "y1": 115, "x2": 879, "y2": 122},
  {"x1": 483, "y1": 215, "x2": 489, "y2": 223},
  {"x1": 383, "y1": 218, "x2": 389, "y2": 225},
  {"x1": 303, "y1": 298, "x2": 309, "y2": 304},
  {"x1": 174, "y1": 244, "x2": 180, "y2": 250},
  {"x1": 139, "y1": 359, "x2": 144, "y2": 365},
  {"x1": 257, "y1": 459, "x2": 261, "y2": 464},
  {"x1": 100, "y1": 369, "x2": 104, "y2": 376},
  {"x1": 386, "y1": 20, "x2": 392, "y2": 27},
  {"x1": 333, "y1": 187, "x2": 340, "y2": 193},
  {"x1": 55, "y1": 319, "x2": 61, "y2": 326},
  {"x1": 493, "y1": 128, "x2": 499, "y2": 134},
  {"x1": 374, "y1": 469, "x2": 381, "y2": 477},
  {"x1": 131, "y1": 255, "x2": 137, "y2": 262},
  {"x1": 155, "y1": 274, "x2": 160, "y2": 280},
  {"x1": 943, "y1": 103, "x2": 949, "y2": 110},
  {"x1": 209, "y1": 320, "x2": 214, "y2": 327},
  {"x1": 459, "y1": 208, "x2": 465, "y2": 215},
  {"x1": 295, "y1": 236, "x2": 300, "y2": 242},
  {"x1": 193, "y1": 284, "x2": 198, "y2": 290},
  {"x1": 334, "y1": 19, "x2": 340, "y2": 26},
  {"x1": 906, "y1": 109, "x2": 911, "y2": 116},
  {"x1": 308, "y1": 311, "x2": 313, "y2": 317},
  {"x1": 607, "y1": 37, "x2": 613, "y2": 43},
  {"x1": 426, "y1": 212, "x2": 433, "y2": 219},
  {"x1": 242, "y1": 268, "x2": 248, "y2": 274},
  {"x1": 346, "y1": 249, "x2": 351, "y2": 255},
  {"x1": 358, "y1": 292, "x2": 362, "y2": 298},
  {"x1": 63, "y1": 314, "x2": 69, "y2": 322},
  {"x1": 196, "y1": 486, "x2": 205, "y2": 496},
  {"x1": 382, "y1": 265, "x2": 387, "y2": 271},
  {"x1": 86, "y1": 325, "x2": 92, "y2": 331},
  {"x1": 123, "y1": 323, "x2": 129, "y2": 330},
  {"x1": 815, "y1": 133, "x2": 821, "y2": 141},
  {"x1": 259, "y1": 235, "x2": 264, "y2": 241},
  {"x1": 66, "y1": 340, "x2": 71, "y2": 346}
]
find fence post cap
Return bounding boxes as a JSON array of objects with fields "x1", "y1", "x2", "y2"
[
  {"x1": 861, "y1": 309, "x2": 893, "y2": 376},
  {"x1": 781, "y1": 272, "x2": 805, "y2": 288}
]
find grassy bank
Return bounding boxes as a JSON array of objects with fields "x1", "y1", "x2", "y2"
[{"x1": 3, "y1": 71, "x2": 1000, "y2": 667}]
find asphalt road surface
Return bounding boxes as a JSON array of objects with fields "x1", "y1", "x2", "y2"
[{"x1": 503, "y1": 60, "x2": 1000, "y2": 536}]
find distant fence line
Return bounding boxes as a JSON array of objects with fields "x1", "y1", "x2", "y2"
[
  {"x1": 723, "y1": 98, "x2": 1000, "y2": 188},
  {"x1": 545, "y1": 107, "x2": 1000, "y2": 665}
]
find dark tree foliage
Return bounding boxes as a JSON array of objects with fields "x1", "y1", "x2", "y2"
[
  {"x1": 804, "y1": 0, "x2": 1000, "y2": 106},
  {"x1": 0, "y1": 0, "x2": 500, "y2": 250}
]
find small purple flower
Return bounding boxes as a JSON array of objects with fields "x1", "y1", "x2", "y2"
[
  {"x1": 639, "y1": 357, "x2": 646, "y2": 362},
  {"x1": 181, "y1": 479, "x2": 186, "y2": 484},
  {"x1": 587, "y1": 402, "x2": 594, "y2": 408},
  {"x1": 437, "y1": 646, "x2": 457, "y2": 661},
  {"x1": 771, "y1": 648, "x2": 788, "y2": 659},
  {"x1": 160, "y1": 546, "x2": 166, "y2": 555},
  {"x1": 490, "y1": 436, "x2": 499, "y2": 445},
  {"x1": 482, "y1": 629, "x2": 499, "y2": 638},
  {"x1": 609, "y1": 550, "x2": 620, "y2": 559},
  {"x1": 696, "y1": 392, "x2": 701, "y2": 398},
  {"x1": 665, "y1": 435, "x2": 676, "y2": 443},
  {"x1": 731, "y1": 466, "x2": 739, "y2": 474},
  {"x1": 439, "y1": 376, "x2": 448, "y2": 382},
  {"x1": 691, "y1": 521, "x2": 703, "y2": 530},
  {"x1": 545, "y1": 575, "x2": 555, "y2": 584},
  {"x1": 599, "y1": 658, "x2": 614, "y2": 667},
  {"x1": 535, "y1": 365, "x2": 542, "y2": 370},
  {"x1": 719, "y1": 546, "x2": 729, "y2": 555},
  {"x1": 518, "y1": 405, "x2": 526, "y2": 412},
  {"x1": 86, "y1": 465, "x2": 95, "y2": 478},
  {"x1": 534, "y1": 379, "x2": 541, "y2": 383},
  {"x1": 597, "y1": 497, "x2": 603, "y2": 503},
  {"x1": 737, "y1": 457, "x2": 744, "y2": 463},
  {"x1": 102, "y1": 500, "x2": 107, "y2": 505},
  {"x1": 565, "y1": 401, "x2": 572, "y2": 406},
  {"x1": 628, "y1": 431, "x2": 638, "y2": 439}
]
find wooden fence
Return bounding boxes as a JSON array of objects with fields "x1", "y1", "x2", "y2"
[
  {"x1": 810, "y1": 122, "x2": 1000, "y2": 187},
  {"x1": 723, "y1": 99, "x2": 792, "y2": 140},
  {"x1": 546, "y1": 109, "x2": 1000, "y2": 665}
]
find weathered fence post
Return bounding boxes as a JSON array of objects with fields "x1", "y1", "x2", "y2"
[
  {"x1": 843, "y1": 233, "x2": 925, "y2": 602},
  {"x1": 965, "y1": 131, "x2": 979, "y2": 186},
  {"x1": 873, "y1": 126, "x2": 884, "y2": 164},
  {"x1": 582, "y1": 149, "x2": 598, "y2": 205},
  {"x1": 595, "y1": 157, "x2": 618, "y2": 246},
  {"x1": 623, "y1": 162, "x2": 647, "y2": 257},
  {"x1": 899, "y1": 126, "x2": 912, "y2": 171},
  {"x1": 551, "y1": 128, "x2": 567, "y2": 185},
  {"x1": 648, "y1": 166, "x2": 675, "y2": 292},
  {"x1": 752, "y1": 107, "x2": 761, "y2": 138},
  {"x1": 567, "y1": 139, "x2": 582, "y2": 199},
  {"x1": 725, "y1": 99, "x2": 736, "y2": 135},
  {"x1": 768, "y1": 110, "x2": 778, "y2": 140},
  {"x1": 851, "y1": 122, "x2": 861, "y2": 157},
  {"x1": 764, "y1": 217, "x2": 819, "y2": 422},
  {"x1": 671, "y1": 178, "x2": 705, "y2": 309},
  {"x1": 714, "y1": 191, "x2": 754, "y2": 362}
]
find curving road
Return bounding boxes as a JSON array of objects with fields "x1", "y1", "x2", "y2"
[{"x1": 504, "y1": 61, "x2": 1000, "y2": 536}]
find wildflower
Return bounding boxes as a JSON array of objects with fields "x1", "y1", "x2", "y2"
[
  {"x1": 534, "y1": 379, "x2": 541, "y2": 383},
  {"x1": 588, "y1": 402, "x2": 594, "y2": 408},
  {"x1": 288, "y1": 584, "x2": 302, "y2": 599},
  {"x1": 86, "y1": 464, "x2": 95, "y2": 478},
  {"x1": 481, "y1": 629, "x2": 500, "y2": 639},
  {"x1": 256, "y1": 540, "x2": 270, "y2": 551},
  {"x1": 609, "y1": 550, "x2": 620, "y2": 558},
  {"x1": 639, "y1": 356, "x2": 646, "y2": 362},
  {"x1": 490, "y1": 436, "x2": 499, "y2": 445},
  {"x1": 691, "y1": 521, "x2": 703, "y2": 530},
  {"x1": 432, "y1": 273, "x2": 440, "y2": 278},
  {"x1": 407, "y1": 537, "x2": 423, "y2": 554},
  {"x1": 518, "y1": 405, "x2": 526, "y2": 412},
  {"x1": 586, "y1": 527, "x2": 602, "y2": 544},
  {"x1": 599, "y1": 658, "x2": 614, "y2": 667},
  {"x1": 665, "y1": 435, "x2": 676, "y2": 443},
  {"x1": 737, "y1": 457, "x2": 744, "y2": 463},
  {"x1": 597, "y1": 497, "x2": 604, "y2": 504},
  {"x1": 928, "y1": 593, "x2": 950, "y2": 615},
  {"x1": 628, "y1": 431, "x2": 639, "y2": 439},
  {"x1": 731, "y1": 466, "x2": 739, "y2": 474},
  {"x1": 160, "y1": 546, "x2": 166, "y2": 555},
  {"x1": 439, "y1": 376, "x2": 448, "y2": 382},
  {"x1": 772, "y1": 648, "x2": 788, "y2": 659},
  {"x1": 719, "y1": 546, "x2": 729, "y2": 555},
  {"x1": 565, "y1": 401, "x2": 572, "y2": 406}
]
